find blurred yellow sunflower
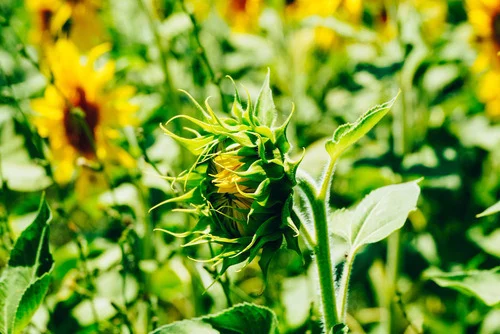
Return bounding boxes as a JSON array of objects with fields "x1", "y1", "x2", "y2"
[
  {"x1": 467, "y1": 0, "x2": 500, "y2": 117},
  {"x1": 285, "y1": 0, "x2": 362, "y2": 49},
  {"x1": 412, "y1": 0, "x2": 447, "y2": 43},
  {"x1": 185, "y1": 0, "x2": 263, "y2": 33},
  {"x1": 26, "y1": 0, "x2": 104, "y2": 50},
  {"x1": 363, "y1": 0, "x2": 396, "y2": 42},
  {"x1": 26, "y1": 0, "x2": 66, "y2": 46},
  {"x1": 478, "y1": 69, "x2": 500, "y2": 118},
  {"x1": 31, "y1": 40, "x2": 137, "y2": 186},
  {"x1": 467, "y1": 0, "x2": 500, "y2": 71},
  {"x1": 219, "y1": 0, "x2": 263, "y2": 32}
]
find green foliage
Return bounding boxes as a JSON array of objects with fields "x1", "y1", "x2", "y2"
[
  {"x1": 2, "y1": 0, "x2": 499, "y2": 332},
  {"x1": 0, "y1": 196, "x2": 53, "y2": 334},
  {"x1": 150, "y1": 303, "x2": 279, "y2": 334},
  {"x1": 325, "y1": 94, "x2": 399, "y2": 161},
  {"x1": 476, "y1": 200, "x2": 500, "y2": 218},
  {"x1": 468, "y1": 227, "x2": 500, "y2": 258},
  {"x1": 425, "y1": 267, "x2": 500, "y2": 307},
  {"x1": 330, "y1": 180, "x2": 421, "y2": 255}
]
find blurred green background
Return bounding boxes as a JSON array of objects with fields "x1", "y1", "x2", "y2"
[{"x1": 1, "y1": 0, "x2": 500, "y2": 333}]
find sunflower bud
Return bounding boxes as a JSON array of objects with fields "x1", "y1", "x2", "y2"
[{"x1": 154, "y1": 72, "x2": 301, "y2": 275}]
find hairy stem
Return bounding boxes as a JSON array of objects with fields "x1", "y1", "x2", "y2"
[
  {"x1": 291, "y1": 209, "x2": 316, "y2": 248},
  {"x1": 307, "y1": 158, "x2": 340, "y2": 330},
  {"x1": 337, "y1": 253, "x2": 354, "y2": 322}
]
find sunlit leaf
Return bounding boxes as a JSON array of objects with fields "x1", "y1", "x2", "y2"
[
  {"x1": 331, "y1": 180, "x2": 420, "y2": 255},
  {"x1": 477, "y1": 200, "x2": 500, "y2": 218},
  {"x1": 425, "y1": 267, "x2": 500, "y2": 306},
  {"x1": 325, "y1": 94, "x2": 398, "y2": 161},
  {"x1": 150, "y1": 303, "x2": 279, "y2": 334},
  {"x1": 254, "y1": 69, "x2": 276, "y2": 128},
  {"x1": 0, "y1": 196, "x2": 53, "y2": 334},
  {"x1": 468, "y1": 227, "x2": 500, "y2": 258}
]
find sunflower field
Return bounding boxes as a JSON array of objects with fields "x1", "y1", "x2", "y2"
[{"x1": 1, "y1": 0, "x2": 500, "y2": 333}]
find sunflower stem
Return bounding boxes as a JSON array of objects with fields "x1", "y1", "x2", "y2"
[{"x1": 304, "y1": 158, "x2": 340, "y2": 331}]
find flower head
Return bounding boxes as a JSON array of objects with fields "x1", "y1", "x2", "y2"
[
  {"x1": 31, "y1": 40, "x2": 137, "y2": 186},
  {"x1": 220, "y1": 0, "x2": 263, "y2": 32},
  {"x1": 185, "y1": 0, "x2": 263, "y2": 33},
  {"x1": 467, "y1": 0, "x2": 500, "y2": 71},
  {"x1": 26, "y1": 0, "x2": 104, "y2": 50},
  {"x1": 154, "y1": 72, "x2": 301, "y2": 275},
  {"x1": 467, "y1": 0, "x2": 500, "y2": 117},
  {"x1": 285, "y1": 0, "x2": 362, "y2": 49}
]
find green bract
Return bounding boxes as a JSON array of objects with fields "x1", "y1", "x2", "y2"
[{"x1": 154, "y1": 72, "x2": 301, "y2": 275}]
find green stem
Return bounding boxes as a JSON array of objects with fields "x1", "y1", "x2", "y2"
[
  {"x1": 318, "y1": 158, "x2": 336, "y2": 201},
  {"x1": 138, "y1": 0, "x2": 176, "y2": 108},
  {"x1": 337, "y1": 253, "x2": 354, "y2": 322},
  {"x1": 312, "y1": 197, "x2": 339, "y2": 330},
  {"x1": 180, "y1": 0, "x2": 229, "y2": 114},
  {"x1": 314, "y1": 159, "x2": 340, "y2": 330},
  {"x1": 75, "y1": 235, "x2": 100, "y2": 326},
  {"x1": 297, "y1": 164, "x2": 339, "y2": 329},
  {"x1": 291, "y1": 209, "x2": 316, "y2": 248},
  {"x1": 385, "y1": 230, "x2": 401, "y2": 332},
  {"x1": 208, "y1": 243, "x2": 233, "y2": 307}
]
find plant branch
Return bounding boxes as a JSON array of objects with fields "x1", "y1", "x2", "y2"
[
  {"x1": 179, "y1": 0, "x2": 229, "y2": 114},
  {"x1": 303, "y1": 157, "x2": 340, "y2": 330},
  {"x1": 337, "y1": 253, "x2": 355, "y2": 322},
  {"x1": 138, "y1": 0, "x2": 177, "y2": 108},
  {"x1": 291, "y1": 209, "x2": 316, "y2": 248}
]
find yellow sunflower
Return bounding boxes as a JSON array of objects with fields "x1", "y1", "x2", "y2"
[
  {"x1": 25, "y1": 0, "x2": 66, "y2": 46},
  {"x1": 467, "y1": 0, "x2": 500, "y2": 117},
  {"x1": 26, "y1": 0, "x2": 104, "y2": 50},
  {"x1": 467, "y1": 0, "x2": 500, "y2": 71},
  {"x1": 363, "y1": 0, "x2": 396, "y2": 42},
  {"x1": 285, "y1": 0, "x2": 362, "y2": 49},
  {"x1": 218, "y1": 0, "x2": 263, "y2": 33},
  {"x1": 31, "y1": 40, "x2": 137, "y2": 187},
  {"x1": 185, "y1": 0, "x2": 263, "y2": 33},
  {"x1": 412, "y1": 0, "x2": 447, "y2": 43},
  {"x1": 478, "y1": 69, "x2": 500, "y2": 118}
]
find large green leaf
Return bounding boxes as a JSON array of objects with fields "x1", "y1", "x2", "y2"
[
  {"x1": 425, "y1": 267, "x2": 500, "y2": 307},
  {"x1": 331, "y1": 180, "x2": 420, "y2": 255},
  {"x1": 0, "y1": 196, "x2": 53, "y2": 334},
  {"x1": 325, "y1": 94, "x2": 398, "y2": 161},
  {"x1": 150, "y1": 303, "x2": 279, "y2": 334}
]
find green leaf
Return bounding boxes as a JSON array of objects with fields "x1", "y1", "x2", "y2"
[
  {"x1": 425, "y1": 267, "x2": 500, "y2": 306},
  {"x1": 325, "y1": 94, "x2": 399, "y2": 161},
  {"x1": 331, "y1": 180, "x2": 420, "y2": 255},
  {"x1": 0, "y1": 196, "x2": 53, "y2": 334},
  {"x1": 477, "y1": 200, "x2": 500, "y2": 218},
  {"x1": 254, "y1": 69, "x2": 276, "y2": 128},
  {"x1": 150, "y1": 303, "x2": 279, "y2": 334},
  {"x1": 330, "y1": 323, "x2": 349, "y2": 334},
  {"x1": 468, "y1": 227, "x2": 500, "y2": 258}
]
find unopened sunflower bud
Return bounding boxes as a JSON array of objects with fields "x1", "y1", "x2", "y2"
[{"x1": 153, "y1": 72, "x2": 302, "y2": 275}]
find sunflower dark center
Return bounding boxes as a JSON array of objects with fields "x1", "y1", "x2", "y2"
[
  {"x1": 40, "y1": 9, "x2": 53, "y2": 32},
  {"x1": 493, "y1": 13, "x2": 500, "y2": 45},
  {"x1": 63, "y1": 87, "x2": 99, "y2": 156},
  {"x1": 380, "y1": 8, "x2": 388, "y2": 24},
  {"x1": 231, "y1": 0, "x2": 247, "y2": 12}
]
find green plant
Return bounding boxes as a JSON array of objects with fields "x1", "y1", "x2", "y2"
[{"x1": 153, "y1": 74, "x2": 420, "y2": 333}]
